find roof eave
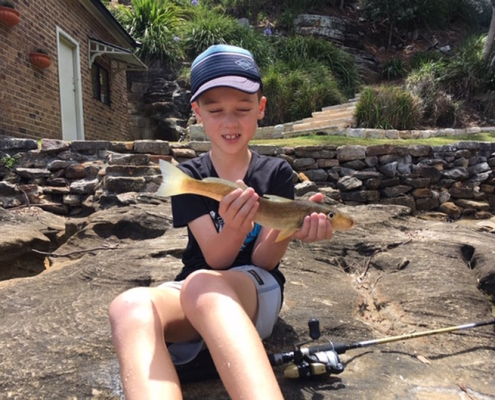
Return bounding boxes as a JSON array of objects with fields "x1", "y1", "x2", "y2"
[{"x1": 79, "y1": 0, "x2": 139, "y2": 49}]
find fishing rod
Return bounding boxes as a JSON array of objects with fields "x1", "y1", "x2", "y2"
[
  {"x1": 176, "y1": 317, "x2": 495, "y2": 382},
  {"x1": 268, "y1": 318, "x2": 495, "y2": 379}
]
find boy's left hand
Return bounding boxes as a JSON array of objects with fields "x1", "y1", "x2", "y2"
[{"x1": 291, "y1": 193, "x2": 333, "y2": 242}]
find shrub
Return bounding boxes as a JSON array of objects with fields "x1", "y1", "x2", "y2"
[
  {"x1": 263, "y1": 62, "x2": 345, "y2": 126},
  {"x1": 406, "y1": 64, "x2": 458, "y2": 127},
  {"x1": 110, "y1": 0, "x2": 185, "y2": 64},
  {"x1": 180, "y1": 6, "x2": 273, "y2": 66},
  {"x1": 437, "y1": 35, "x2": 491, "y2": 100},
  {"x1": 381, "y1": 58, "x2": 406, "y2": 80},
  {"x1": 359, "y1": 0, "x2": 490, "y2": 30},
  {"x1": 355, "y1": 85, "x2": 422, "y2": 130},
  {"x1": 272, "y1": 36, "x2": 361, "y2": 98}
]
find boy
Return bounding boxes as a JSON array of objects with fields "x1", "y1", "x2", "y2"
[{"x1": 109, "y1": 44, "x2": 333, "y2": 399}]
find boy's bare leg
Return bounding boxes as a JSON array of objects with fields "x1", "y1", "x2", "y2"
[
  {"x1": 181, "y1": 270, "x2": 284, "y2": 400},
  {"x1": 109, "y1": 286, "x2": 199, "y2": 400}
]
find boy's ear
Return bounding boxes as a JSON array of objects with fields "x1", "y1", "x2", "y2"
[
  {"x1": 191, "y1": 101, "x2": 202, "y2": 123},
  {"x1": 258, "y1": 96, "x2": 267, "y2": 120}
]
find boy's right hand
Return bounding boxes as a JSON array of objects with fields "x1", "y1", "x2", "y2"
[{"x1": 218, "y1": 184, "x2": 259, "y2": 238}]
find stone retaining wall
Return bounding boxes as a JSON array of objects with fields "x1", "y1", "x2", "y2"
[
  {"x1": 189, "y1": 123, "x2": 495, "y2": 141},
  {"x1": 1, "y1": 138, "x2": 494, "y2": 218}
]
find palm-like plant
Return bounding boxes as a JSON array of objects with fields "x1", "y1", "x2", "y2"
[{"x1": 111, "y1": 0, "x2": 185, "y2": 64}]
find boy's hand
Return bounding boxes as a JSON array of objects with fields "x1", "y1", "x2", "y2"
[
  {"x1": 218, "y1": 182, "x2": 259, "y2": 237},
  {"x1": 291, "y1": 193, "x2": 333, "y2": 242}
]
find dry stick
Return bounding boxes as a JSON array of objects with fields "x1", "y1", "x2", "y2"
[
  {"x1": 359, "y1": 249, "x2": 380, "y2": 279},
  {"x1": 32, "y1": 244, "x2": 119, "y2": 258},
  {"x1": 359, "y1": 239, "x2": 412, "y2": 279}
]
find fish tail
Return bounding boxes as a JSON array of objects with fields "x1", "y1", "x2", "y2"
[{"x1": 156, "y1": 159, "x2": 190, "y2": 197}]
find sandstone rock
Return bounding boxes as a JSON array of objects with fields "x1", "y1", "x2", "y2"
[
  {"x1": 1, "y1": 202, "x2": 494, "y2": 399},
  {"x1": 337, "y1": 176, "x2": 362, "y2": 191},
  {"x1": 455, "y1": 199, "x2": 491, "y2": 211},
  {"x1": 294, "y1": 14, "x2": 346, "y2": 44},
  {"x1": 438, "y1": 201, "x2": 462, "y2": 218},
  {"x1": 337, "y1": 145, "x2": 366, "y2": 162}
]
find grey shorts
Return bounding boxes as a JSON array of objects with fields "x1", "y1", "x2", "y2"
[{"x1": 160, "y1": 265, "x2": 282, "y2": 365}]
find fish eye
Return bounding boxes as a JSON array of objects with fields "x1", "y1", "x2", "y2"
[{"x1": 327, "y1": 212, "x2": 335, "y2": 219}]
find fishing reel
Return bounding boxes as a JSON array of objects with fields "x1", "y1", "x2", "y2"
[{"x1": 269, "y1": 318, "x2": 345, "y2": 379}]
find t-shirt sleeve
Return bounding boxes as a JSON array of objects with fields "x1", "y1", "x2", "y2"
[
  {"x1": 171, "y1": 193, "x2": 210, "y2": 228},
  {"x1": 272, "y1": 160, "x2": 295, "y2": 200}
]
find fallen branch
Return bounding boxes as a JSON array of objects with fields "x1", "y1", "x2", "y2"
[{"x1": 32, "y1": 244, "x2": 119, "y2": 258}]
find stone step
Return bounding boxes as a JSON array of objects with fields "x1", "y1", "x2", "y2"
[
  {"x1": 292, "y1": 116, "x2": 356, "y2": 131},
  {"x1": 320, "y1": 101, "x2": 357, "y2": 113},
  {"x1": 283, "y1": 125, "x2": 343, "y2": 138},
  {"x1": 310, "y1": 108, "x2": 355, "y2": 121},
  {"x1": 314, "y1": 100, "x2": 356, "y2": 112}
]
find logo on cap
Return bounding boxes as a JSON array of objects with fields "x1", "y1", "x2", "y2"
[{"x1": 236, "y1": 59, "x2": 255, "y2": 71}]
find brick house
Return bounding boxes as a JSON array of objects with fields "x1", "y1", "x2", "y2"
[{"x1": 0, "y1": 0, "x2": 146, "y2": 141}]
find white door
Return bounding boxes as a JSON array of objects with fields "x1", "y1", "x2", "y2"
[{"x1": 57, "y1": 28, "x2": 84, "y2": 140}]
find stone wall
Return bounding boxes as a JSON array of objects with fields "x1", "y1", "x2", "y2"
[{"x1": 1, "y1": 137, "x2": 494, "y2": 219}]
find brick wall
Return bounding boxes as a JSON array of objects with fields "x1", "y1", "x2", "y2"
[{"x1": 0, "y1": 0, "x2": 130, "y2": 141}]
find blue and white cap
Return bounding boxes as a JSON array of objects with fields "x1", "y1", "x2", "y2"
[{"x1": 190, "y1": 44, "x2": 262, "y2": 103}]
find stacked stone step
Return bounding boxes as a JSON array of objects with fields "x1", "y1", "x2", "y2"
[{"x1": 289, "y1": 96, "x2": 359, "y2": 135}]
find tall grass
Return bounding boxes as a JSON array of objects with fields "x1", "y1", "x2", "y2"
[
  {"x1": 355, "y1": 86, "x2": 422, "y2": 130},
  {"x1": 272, "y1": 36, "x2": 361, "y2": 98},
  {"x1": 263, "y1": 62, "x2": 345, "y2": 126}
]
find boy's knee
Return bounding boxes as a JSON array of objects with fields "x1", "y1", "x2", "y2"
[
  {"x1": 180, "y1": 270, "x2": 235, "y2": 315},
  {"x1": 109, "y1": 287, "x2": 155, "y2": 329}
]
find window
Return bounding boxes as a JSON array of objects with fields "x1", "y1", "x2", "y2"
[{"x1": 91, "y1": 63, "x2": 110, "y2": 105}]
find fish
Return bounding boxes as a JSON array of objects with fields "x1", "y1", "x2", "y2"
[{"x1": 157, "y1": 159, "x2": 355, "y2": 242}]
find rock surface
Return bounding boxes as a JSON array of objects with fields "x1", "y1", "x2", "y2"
[{"x1": 0, "y1": 197, "x2": 494, "y2": 399}]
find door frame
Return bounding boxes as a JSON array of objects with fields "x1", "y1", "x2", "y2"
[{"x1": 56, "y1": 27, "x2": 84, "y2": 140}]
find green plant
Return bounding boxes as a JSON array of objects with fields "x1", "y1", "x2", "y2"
[
  {"x1": 438, "y1": 35, "x2": 490, "y2": 100},
  {"x1": 272, "y1": 36, "x2": 361, "y2": 98},
  {"x1": 381, "y1": 58, "x2": 406, "y2": 80},
  {"x1": 263, "y1": 62, "x2": 345, "y2": 126},
  {"x1": 110, "y1": 0, "x2": 186, "y2": 64},
  {"x1": 33, "y1": 48, "x2": 48, "y2": 54},
  {"x1": 0, "y1": 1, "x2": 16, "y2": 8},
  {"x1": 406, "y1": 64, "x2": 458, "y2": 127},
  {"x1": 1, "y1": 154, "x2": 17, "y2": 169},
  {"x1": 355, "y1": 85, "x2": 422, "y2": 130}
]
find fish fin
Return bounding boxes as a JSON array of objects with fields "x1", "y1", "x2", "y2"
[
  {"x1": 275, "y1": 228, "x2": 296, "y2": 242},
  {"x1": 156, "y1": 160, "x2": 190, "y2": 197},
  {"x1": 203, "y1": 177, "x2": 240, "y2": 189},
  {"x1": 262, "y1": 194, "x2": 292, "y2": 203},
  {"x1": 236, "y1": 181, "x2": 249, "y2": 190}
]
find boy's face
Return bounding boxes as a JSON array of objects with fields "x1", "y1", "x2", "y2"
[{"x1": 191, "y1": 87, "x2": 266, "y2": 155}]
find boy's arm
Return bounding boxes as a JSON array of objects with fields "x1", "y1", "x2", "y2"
[{"x1": 187, "y1": 186, "x2": 260, "y2": 270}]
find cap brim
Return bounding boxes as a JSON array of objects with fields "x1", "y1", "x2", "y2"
[{"x1": 190, "y1": 76, "x2": 261, "y2": 103}]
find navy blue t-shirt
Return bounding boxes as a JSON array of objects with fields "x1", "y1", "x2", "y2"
[{"x1": 171, "y1": 151, "x2": 294, "y2": 291}]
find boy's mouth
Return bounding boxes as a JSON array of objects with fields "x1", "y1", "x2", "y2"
[{"x1": 223, "y1": 134, "x2": 240, "y2": 140}]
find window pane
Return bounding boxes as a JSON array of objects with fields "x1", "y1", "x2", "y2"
[
  {"x1": 100, "y1": 68, "x2": 110, "y2": 105},
  {"x1": 91, "y1": 64, "x2": 100, "y2": 100}
]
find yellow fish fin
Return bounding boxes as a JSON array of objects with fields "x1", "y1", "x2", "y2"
[
  {"x1": 203, "y1": 177, "x2": 241, "y2": 190},
  {"x1": 275, "y1": 228, "x2": 296, "y2": 242},
  {"x1": 156, "y1": 160, "x2": 190, "y2": 197},
  {"x1": 263, "y1": 194, "x2": 292, "y2": 203}
]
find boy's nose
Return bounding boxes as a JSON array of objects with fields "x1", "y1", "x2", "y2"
[{"x1": 223, "y1": 113, "x2": 239, "y2": 127}]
